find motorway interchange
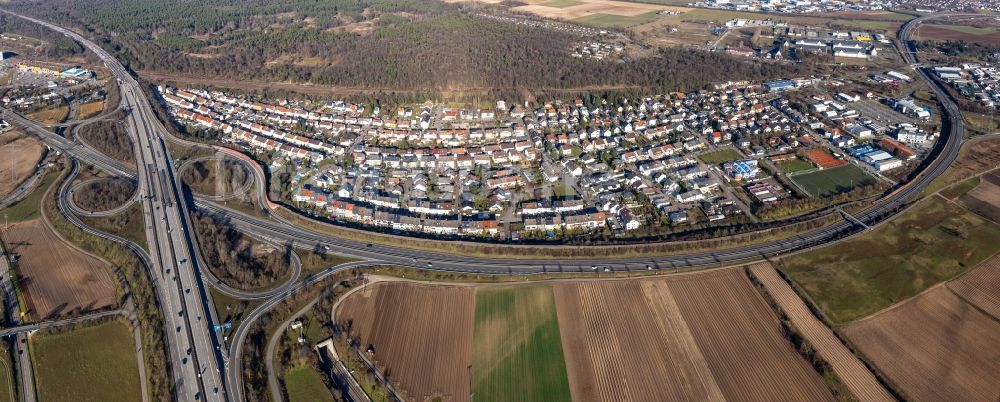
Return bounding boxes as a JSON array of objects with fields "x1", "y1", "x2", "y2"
[{"x1": 0, "y1": 10, "x2": 968, "y2": 402}]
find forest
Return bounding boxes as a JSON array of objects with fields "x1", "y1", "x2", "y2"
[
  {"x1": 0, "y1": 13, "x2": 84, "y2": 57},
  {"x1": 5, "y1": 0, "x2": 800, "y2": 93},
  {"x1": 191, "y1": 212, "x2": 293, "y2": 290},
  {"x1": 78, "y1": 119, "x2": 134, "y2": 164}
]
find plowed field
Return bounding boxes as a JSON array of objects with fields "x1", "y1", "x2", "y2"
[
  {"x1": 336, "y1": 270, "x2": 836, "y2": 401},
  {"x1": 844, "y1": 286, "x2": 1000, "y2": 402},
  {"x1": 553, "y1": 280, "x2": 725, "y2": 402},
  {"x1": 948, "y1": 252, "x2": 1000, "y2": 320},
  {"x1": 2, "y1": 219, "x2": 116, "y2": 320},
  {"x1": 0, "y1": 136, "x2": 44, "y2": 198},
  {"x1": 958, "y1": 171, "x2": 1000, "y2": 223},
  {"x1": 663, "y1": 269, "x2": 834, "y2": 401},
  {"x1": 747, "y1": 263, "x2": 893, "y2": 402},
  {"x1": 335, "y1": 282, "x2": 475, "y2": 402},
  {"x1": 554, "y1": 269, "x2": 833, "y2": 402}
]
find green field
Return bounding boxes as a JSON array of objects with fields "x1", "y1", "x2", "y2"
[
  {"x1": 539, "y1": 0, "x2": 584, "y2": 8},
  {"x1": 939, "y1": 176, "x2": 980, "y2": 200},
  {"x1": 698, "y1": 149, "x2": 743, "y2": 165},
  {"x1": 80, "y1": 203, "x2": 149, "y2": 252},
  {"x1": 472, "y1": 285, "x2": 571, "y2": 402},
  {"x1": 778, "y1": 158, "x2": 815, "y2": 174},
  {"x1": 552, "y1": 184, "x2": 577, "y2": 198},
  {"x1": 30, "y1": 320, "x2": 142, "y2": 402},
  {"x1": 791, "y1": 164, "x2": 875, "y2": 197},
  {"x1": 285, "y1": 366, "x2": 334, "y2": 402},
  {"x1": 780, "y1": 196, "x2": 1000, "y2": 323},
  {"x1": 573, "y1": 12, "x2": 661, "y2": 28}
]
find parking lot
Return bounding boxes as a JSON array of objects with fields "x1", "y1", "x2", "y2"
[{"x1": 853, "y1": 99, "x2": 921, "y2": 126}]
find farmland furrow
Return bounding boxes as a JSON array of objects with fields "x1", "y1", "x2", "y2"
[
  {"x1": 748, "y1": 263, "x2": 894, "y2": 402},
  {"x1": 844, "y1": 287, "x2": 1000, "y2": 401},
  {"x1": 338, "y1": 282, "x2": 473, "y2": 402},
  {"x1": 669, "y1": 270, "x2": 834, "y2": 401},
  {"x1": 639, "y1": 280, "x2": 725, "y2": 402},
  {"x1": 948, "y1": 252, "x2": 1000, "y2": 320}
]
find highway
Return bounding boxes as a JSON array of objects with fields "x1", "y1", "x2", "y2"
[
  {"x1": 225, "y1": 260, "x2": 380, "y2": 402},
  {"x1": 0, "y1": 9, "x2": 969, "y2": 402},
  {"x1": 1, "y1": 108, "x2": 136, "y2": 180},
  {"x1": 2, "y1": 11, "x2": 228, "y2": 402},
  {"x1": 0, "y1": 152, "x2": 52, "y2": 210},
  {"x1": 0, "y1": 231, "x2": 34, "y2": 402},
  {"x1": 0, "y1": 309, "x2": 123, "y2": 338}
]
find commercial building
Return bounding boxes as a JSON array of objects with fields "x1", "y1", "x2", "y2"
[
  {"x1": 59, "y1": 66, "x2": 93, "y2": 79},
  {"x1": 765, "y1": 80, "x2": 796, "y2": 92}
]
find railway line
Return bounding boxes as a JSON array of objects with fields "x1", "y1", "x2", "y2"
[{"x1": 0, "y1": 9, "x2": 971, "y2": 402}]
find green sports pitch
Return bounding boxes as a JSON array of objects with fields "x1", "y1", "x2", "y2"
[{"x1": 790, "y1": 164, "x2": 876, "y2": 197}]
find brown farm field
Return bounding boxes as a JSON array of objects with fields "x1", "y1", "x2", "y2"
[
  {"x1": 661, "y1": 269, "x2": 835, "y2": 401},
  {"x1": 25, "y1": 106, "x2": 69, "y2": 125},
  {"x1": 553, "y1": 279, "x2": 726, "y2": 402},
  {"x1": 512, "y1": 0, "x2": 669, "y2": 20},
  {"x1": 75, "y1": 100, "x2": 105, "y2": 119},
  {"x1": 844, "y1": 286, "x2": 1000, "y2": 402},
  {"x1": 746, "y1": 263, "x2": 894, "y2": 402},
  {"x1": 336, "y1": 281, "x2": 475, "y2": 402},
  {"x1": 338, "y1": 269, "x2": 837, "y2": 402},
  {"x1": 948, "y1": 252, "x2": 1000, "y2": 320},
  {"x1": 2, "y1": 218, "x2": 117, "y2": 320},
  {"x1": 0, "y1": 136, "x2": 44, "y2": 198},
  {"x1": 914, "y1": 23, "x2": 1000, "y2": 47},
  {"x1": 923, "y1": 136, "x2": 1000, "y2": 196},
  {"x1": 958, "y1": 171, "x2": 1000, "y2": 223}
]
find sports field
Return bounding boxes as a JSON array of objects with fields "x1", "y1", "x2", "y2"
[
  {"x1": 30, "y1": 320, "x2": 142, "y2": 402},
  {"x1": 778, "y1": 158, "x2": 814, "y2": 174},
  {"x1": 791, "y1": 164, "x2": 875, "y2": 197},
  {"x1": 472, "y1": 285, "x2": 571, "y2": 402}
]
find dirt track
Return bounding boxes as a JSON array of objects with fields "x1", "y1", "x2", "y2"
[
  {"x1": 844, "y1": 286, "x2": 1000, "y2": 402},
  {"x1": 2, "y1": 218, "x2": 116, "y2": 320},
  {"x1": 0, "y1": 136, "x2": 44, "y2": 198},
  {"x1": 335, "y1": 281, "x2": 475, "y2": 402},
  {"x1": 748, "y1": 263, "x2": 894, "y2": 402}
]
